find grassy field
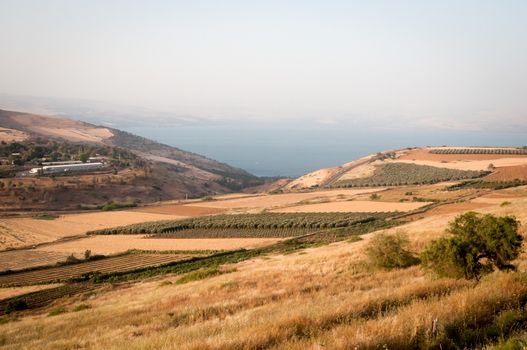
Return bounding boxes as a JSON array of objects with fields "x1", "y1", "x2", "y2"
[{"x1": 333, "y1": 163, "x2": 488, "y2": 187}]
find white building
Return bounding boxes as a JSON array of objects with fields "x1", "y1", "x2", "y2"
[{"x1": 29, "y1": 162, "x2": 105, "y2": 175}]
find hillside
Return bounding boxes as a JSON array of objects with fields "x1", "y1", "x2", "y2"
[
  {"x1": 0, "y1": 109, "x2": 262, "y2": 211},
  {"x1": 286, "y1": 147, "x2": 527, "y2": 190}
]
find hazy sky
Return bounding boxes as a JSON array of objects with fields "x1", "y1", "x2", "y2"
[{"x1": 1, "y1": 0, "x2": 527, "y2": 131}]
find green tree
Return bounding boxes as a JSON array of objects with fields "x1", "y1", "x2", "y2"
[
  {"x1": 421, "y1": 212, "x2": 523, "y2": 280},
  {"x1": 365, "y1": 232, "x2": 419, "y2": 269},
  {"x1": 79, "y1": 152, "x2": 90, "y2": 163}
]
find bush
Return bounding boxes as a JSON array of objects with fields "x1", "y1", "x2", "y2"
[
  {"x1": 370, "y1": 193, "x2": 381, "y2": 200},
  {"x1": 421, "y1": 212, "x2": 523, "y2": 280},
  {"x1": 175, "y1": 267, "x2": 236, "y2": 285},
  {"x1": 4, "y1": 299, "x2": 27, "y2": 314},
  {"x1": 73, "y1": 304, "x2": 91, "y2": 312},
  {"x1": 48, "y1": 307, "x2": 67, "y2": 316},
  {"x1": 365, "y1": 232, "x2": 419, "y2": 269}
]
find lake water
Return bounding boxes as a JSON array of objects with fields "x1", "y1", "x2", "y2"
[{"x1": 123, "y1": 125, "x2": 527, "y2": 177}]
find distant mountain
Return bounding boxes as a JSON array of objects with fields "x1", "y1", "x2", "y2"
[{"x1": 0, "y1": 109, "x2": 262, "y2": 211}]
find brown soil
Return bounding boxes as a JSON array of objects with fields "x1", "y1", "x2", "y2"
[{"x1": 484, "y1": 165, "x2": 527, "y2": 181}]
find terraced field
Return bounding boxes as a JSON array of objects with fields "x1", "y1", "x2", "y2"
[{"x1": 0, "y1": 254, "x2": 193, "y2": 286}]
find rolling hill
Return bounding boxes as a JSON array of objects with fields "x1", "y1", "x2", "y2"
[{"x1": 0, "y1": 109, "x2": 262, "y2": 211}]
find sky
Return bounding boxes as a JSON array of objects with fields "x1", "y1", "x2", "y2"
[{"x1": 1, "y1": 0, "x2": 527, "y2": 132}]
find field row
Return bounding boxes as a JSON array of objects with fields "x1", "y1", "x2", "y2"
[
  {"x1": 0, "y1": 254, "x2": 192, "y2": 286},
  {"x1": 333, "y1": 163, "x2": 488, "y2": 187},
  {"x1": 430, "y1": 148, "x2": 527, "y2": 155},
  {"x1": 150, "y1": 228, "x2": 318, "y2": 239},
  {"x1": 446, "y1": 179, "x2": 527, "y2": 191},
  {"x1": 88, "y1": 212, "x2": 395, "y2": 235}
]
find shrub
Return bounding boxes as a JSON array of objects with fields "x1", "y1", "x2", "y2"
[
  {"x1": 65, "y1": 254, "x2": 81, "y2": 264},
  {"x1": 84, "y1": 250, "x2": 92, "y2": 260},
  {"x1": 48, "y1": 307, "x2": 67, "y2": 316},
  {"x1": 365, "y1": 232, "x2": 419, "y2": 269},
  {"x1": 4, "y1": 299, "x2": 27, "y2": 314},
  {"x1": 73, "y1": 304, "x2": 92, "y2": 312},
  {"x1": 369, "y1": 193, "x2": 381, "y2": 200},
  {"x1": 421, "y1": 212, "x2": 523, "y2": 280},
  {"x1": 175, "y1": 267, "x2": 236, "y2": 285}
]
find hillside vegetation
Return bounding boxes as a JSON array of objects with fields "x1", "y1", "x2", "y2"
[{"x1": 333, "y1": 163, "x2": 488, "y2": 187}]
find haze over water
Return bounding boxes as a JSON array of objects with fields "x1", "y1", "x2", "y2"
[{"x1": 125, "y1": 126, "x2": 527, "y2": 177}]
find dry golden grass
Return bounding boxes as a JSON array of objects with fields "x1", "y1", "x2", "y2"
[
  {"x1": 11, "y1": 113, "x2": 113, "y2": 142},
  {"x1": 284, "y1": 166, "x2": 341, "y2": 189},
  {"x1": 0, "y1": 127, "x2": 27, "y2": 142}
]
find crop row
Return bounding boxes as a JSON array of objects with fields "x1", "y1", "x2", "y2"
[
  {"x1": 333, "y1": 163, "x2": 488, "y2": 187},
  {"x1": 0, "y1": 254, "x2": 189, "y2": 286},
  {"x1": 446, "y1": 179, "x2": 527, "y2": 191},
  {"x1": 88, "y1": 212, "x2": 395, "y2": 235},
  {"x1": 151, "y1": 228, "x2": 319, "y2": 239},
  {"x1": 430, "y1": 148, "x2": 527, "y2": 155}
]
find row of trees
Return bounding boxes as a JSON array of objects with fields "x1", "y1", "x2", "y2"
[
  {"x1": 88, "y1": 212, "x2": 395, "y2": 235},
  {"x1": 334, "y1": 163, "x2": 488, "y2": 188},
  {"x1": 431, "y1": 148, "x2": 527, "y2": 155}
]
